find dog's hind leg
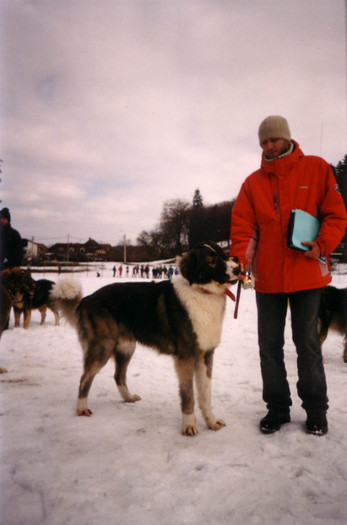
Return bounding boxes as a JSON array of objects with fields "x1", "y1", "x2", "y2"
[
  {"x1": 317, "y1": 318, "x2": 328, "y2": 348},
  {"x1": 174, "y1": 356, "x2": 197, "y2": 436},
  {"x1": 77, "y1": 341, "x2": 113, "y2": 416},
  {"x1": 195, "y1": 350, "x2": 226, "y2": 431},
  {"x1": 114, "y1": 341, "x2": 141, "y2": 402},
  {"x1": 39, "y1": 305, "x2": 47, "y2": 325},
  {"x1": 52, "y1": 309, "x2": 60, "y2": 326},
  {"x1": 343, "y1": 337, "x2": 347, "y2": 363}
]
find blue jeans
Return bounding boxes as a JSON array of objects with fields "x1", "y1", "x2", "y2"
[{"x1": 256, "y1": 289, "x2": 328, "y2": 415}]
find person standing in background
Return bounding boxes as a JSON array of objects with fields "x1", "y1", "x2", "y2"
[{"x1": 0, "y1": 207, "x2": 23, "y2": 270}]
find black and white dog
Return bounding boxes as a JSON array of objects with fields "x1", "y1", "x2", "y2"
[
  {"x1": 51, "y1": 242, "x2": 240, "y2": 436},
  {"x1": 318, "y1": 285, "x2": 347, "y2": 363}
]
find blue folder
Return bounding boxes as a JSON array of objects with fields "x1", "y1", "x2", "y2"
[{"x1": 287, "y1": 209, "x2": 326, "y2": 263}]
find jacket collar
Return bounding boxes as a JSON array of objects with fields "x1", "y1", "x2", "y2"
[{"x1": 260, "y1": 140, "x2": 304, "y2": 175}]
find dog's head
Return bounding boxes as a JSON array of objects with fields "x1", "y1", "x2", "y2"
[
  {"x1": 1, "y1": 267, "x2": 36, "y2": 302},
  {"x1": 177, "y1": 241, "x2": 240, "y2": 289}
]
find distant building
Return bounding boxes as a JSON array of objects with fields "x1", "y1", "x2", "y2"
[
  {"x1": 48, "y1": 237, "x2": 111, "y2": 262},
  {"x1": 22, "y1": 239, "x2": 48, "y2": 263}
]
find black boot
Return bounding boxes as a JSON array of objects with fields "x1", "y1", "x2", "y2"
[
  {"x1": 305, "y1": 412, "x2": 328, "y2": 436},
  {"x1": 260, "y1": 410, "x2": 290, "y2": 434}
]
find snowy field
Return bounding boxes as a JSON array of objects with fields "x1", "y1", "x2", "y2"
[{"x1": 1, "y1": 263, "x2": 347, "y2": 525}]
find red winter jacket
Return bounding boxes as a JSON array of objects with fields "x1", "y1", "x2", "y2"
[{"x1": 230, "y1": 141, "x2": 347, "y2": 293}]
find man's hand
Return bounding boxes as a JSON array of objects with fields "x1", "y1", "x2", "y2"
[
  {"x1": 239, "y1": 262, "x2": 247, "y2": 279},
  {"x1": 302, "y1": 241, "x2": 321, "y2": 260}
]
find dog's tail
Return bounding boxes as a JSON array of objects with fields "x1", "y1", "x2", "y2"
[{"x1": 50, "y1": 278, "x2": 83, "y2": 327}]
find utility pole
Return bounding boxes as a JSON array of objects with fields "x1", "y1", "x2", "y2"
[{"x1": 123, "y1": 234, "x2": 127, "y2": 264}]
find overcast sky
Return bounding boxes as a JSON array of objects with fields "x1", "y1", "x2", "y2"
[{"x1": 1, "y1": 0, "x2": 346, "y2": 247}]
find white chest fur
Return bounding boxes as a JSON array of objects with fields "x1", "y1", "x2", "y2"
[{"x1": 173, "y1": 275, "x2": 226, "y2": 351}]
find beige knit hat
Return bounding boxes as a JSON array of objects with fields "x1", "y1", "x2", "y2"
[{"x1": 258, "y1": 116, "x2": 291, "y2": 144}]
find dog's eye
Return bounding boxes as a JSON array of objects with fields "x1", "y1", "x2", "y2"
[{"x1": 207, "y1": 255, "x2": 218, "y2": 267}]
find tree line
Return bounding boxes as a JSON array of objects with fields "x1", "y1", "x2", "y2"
[
  {"x1": 135, "y1": 190, "x2": 235, "y2": 260},
  {"x1": 132, "y1": 154, "x2": 347, "y2": 262}
]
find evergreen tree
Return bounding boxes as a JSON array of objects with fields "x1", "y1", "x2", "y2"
[
  {"x1": 192, "y1": 188, "x2": 203, "y2": 208},
  {"x1": 331, "y1": 155, "x2": 347, "y2": 211},
  {"x1": 331, "y1": 155, "x2": 347, "y2": 260}
]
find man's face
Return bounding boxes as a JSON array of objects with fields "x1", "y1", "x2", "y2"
[
  {"x1": 260, "y1": 138, "x2": 290, "y2": 159},
  {"x1": 1, "y1": 217, "x2": 8, "y2": 226}
]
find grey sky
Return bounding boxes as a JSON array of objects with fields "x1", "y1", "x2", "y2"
[{"x1": 1, "y1": 0, "x2": 345, "y2": 246}]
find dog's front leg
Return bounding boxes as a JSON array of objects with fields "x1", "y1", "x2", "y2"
[
  {"x1": 343, "y1": 337, "x2": 347, "y2": 363},
  {"x1": 13, "y1": 306, "x2": 22, "y2": 328},
  {"x1": 174, "y1": 356, "x2": 197, "y2": 436},
  {"x1": 23, "y1": 308, "x2": 31, "y2": 329},
  {"x1": 195, "y1": 350, "x2": 225, "y2": 431}
]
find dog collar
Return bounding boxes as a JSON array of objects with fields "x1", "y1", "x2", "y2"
[
  {"x1": 197, "y1": 286, "x2": 213, "y2": 295},
  {"x1": 197, "y1": 285, "x2": 236, "y2": 301}
]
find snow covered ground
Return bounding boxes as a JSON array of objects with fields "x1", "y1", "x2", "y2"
[{"x1": 1, "y1": 264, "x2": 347, "y2": 525}]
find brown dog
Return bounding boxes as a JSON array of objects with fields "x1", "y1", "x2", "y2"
[
  {"x1": 14, "y1": 278, "x2": 59, "y2": 329},
  {"x1": 0, "y1": 268, "x2": 36, "y2": 372}
]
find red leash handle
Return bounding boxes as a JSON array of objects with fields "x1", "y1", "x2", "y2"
[{"x1": 234, "y1": 280, "x2": 242, "y2": 319}]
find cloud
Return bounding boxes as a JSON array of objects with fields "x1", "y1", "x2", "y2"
[{"x1": 1, "y1": 0, "x2": 345, "y2": 246}]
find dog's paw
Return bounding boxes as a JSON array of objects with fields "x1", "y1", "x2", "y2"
[
  {"x1": 77, "y1": 408, "x2": 93, "y2": 416},
  {"x1": 181, "y1": 413, "x2": 198, "y2": 436},
  {"x1": 182, "y1": 424, "x2": 199, "y2": 437},
  {"x1": 207, "y1": 418, "x2": 226, "y2": 431},
  {"x1": 127, "y1": 394, "x2": 141, "y2": 403},
  {"x1": 0, "y1": 366, "x2": 8, "y2": 374},
  {"x1": 118, "y1": 385, "x2": 141, "y2": 403},
  {"x1": 76, "y1": 398, "x2": 92, "y2": 416}
]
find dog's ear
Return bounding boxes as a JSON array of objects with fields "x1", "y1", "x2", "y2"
[
  {"x1": 0, "y1": 268, "x2": 11, "y2": 283},
  {"x1": 178, "y1": 251, "x2": 196, "y2": 284}
]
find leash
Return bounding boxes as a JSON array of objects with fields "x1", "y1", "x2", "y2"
[
  {"x1": 233, "y1": 271, "x2": 253, "y2": 319},
  {"x1": 233, "y1": 280, "x2": 242, "y2": 319},
  {"x1": 224, "y1": 288, "x2": 236, "y2": 301}
]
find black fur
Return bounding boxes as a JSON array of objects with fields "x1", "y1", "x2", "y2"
[{"x1": 318, "y1": 285, "x2": 347, "y2": 363}]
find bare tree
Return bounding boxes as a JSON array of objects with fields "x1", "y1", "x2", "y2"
[{"x1": 159, "y1": 199, "x2": 190, "y2": 254}]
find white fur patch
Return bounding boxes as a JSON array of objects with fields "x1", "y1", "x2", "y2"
[
  {"x1": 173, "y1": 275, "x2": 226, "y2": 351},
  {"x1": 181, "y1": 413, "x2": 198, "y2": 436},
  {"x1": 76, "y1": 397, "x2": 91, "y2": 416},
  {"x1": 51, "y1": 278, "x2": 82, "y2": 301},
  {"x1": 118, "y1": 385, "x2": 141, "y2": 403}
]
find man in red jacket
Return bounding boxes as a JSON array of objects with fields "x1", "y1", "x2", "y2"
[{"x1": 230, "y1": 116, "x2": 347, "y2": 436}]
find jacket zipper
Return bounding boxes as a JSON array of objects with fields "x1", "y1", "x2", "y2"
[{"x1": 273, "y1": 192, "x2": 279, "y2": 217}]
